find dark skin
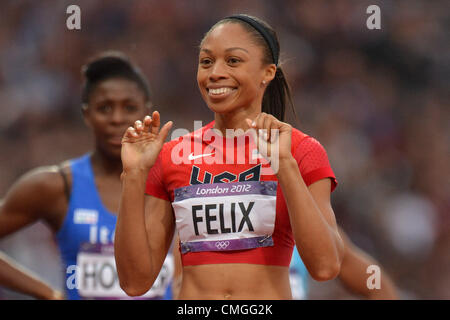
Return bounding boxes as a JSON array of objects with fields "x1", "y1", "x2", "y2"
[
  {"x1": 336, "y1": 227, "x2": 398, "y2": 299},
  {"x1": 115, "y1": 22, "x2": 343, "y2": 299},
  {"x1": 170, "y1": 228, "x2": 398, "y2": 300},
  {"x1": 0, "y1": 78, "x2": 150, "y2": 297},
  {"x1": 0, "y1": 251, "x2": 63, "y2": 299}
]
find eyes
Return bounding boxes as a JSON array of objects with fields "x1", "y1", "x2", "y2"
[
  {"x1": 124, "y1": 105, "x2": 138, "y2": 113},
  {"x1": 199, "y1": 56, "x2": 242, "y2": 68},
  {"x1": 95, "y1": 104, "x2": 139, "y2": 114},
  {"x1": 96, "y1": 105, "x2": 112, "y2": 113}
]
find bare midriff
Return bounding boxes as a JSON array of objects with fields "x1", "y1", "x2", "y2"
[{"x1": 178, "y1": 263, "x2": 292, "y2": 300}]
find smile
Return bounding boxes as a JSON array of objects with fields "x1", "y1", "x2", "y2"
[{"x1": 207, "y1": 87, "x2": 237, "y2": 97}]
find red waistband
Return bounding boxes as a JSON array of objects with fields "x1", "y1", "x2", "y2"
[{"x1": 181, "y1": 242, "x2": 294, "y2": 267}]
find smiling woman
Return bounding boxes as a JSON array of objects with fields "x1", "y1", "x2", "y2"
[
  {"x1": 115, "y1": 14, "x2": 343, "y2": 300},
  {"x1": 197, "y1": 15, "x2": 294, "y2": 124}
]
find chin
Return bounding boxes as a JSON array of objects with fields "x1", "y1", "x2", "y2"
[
  {"x1": 101, "y1": 146, "x2": 122, "y2": 161},
  {"x1": 207, "y1": 104, "x2": 232, "y2": 114},
  {"x1": 205, "y1": 99, "x2": 241, "y2": 115}
]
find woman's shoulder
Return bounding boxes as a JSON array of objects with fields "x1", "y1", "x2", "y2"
[
  {"x1": 291, "y1": 127, "x2": 328, "y2": 148},
  {"x1": 290, "y1": 127, "x2": 310, "y2": 150},
  {"x1": 9, "y1": 152, "x2": 93, "y2": 202},
  {"x1": 1, "y1": 163, "x2": 71, "y2": 224},
  {"x1": 13, "y1": 161, "x2": 71, "y2": 198},
  {"x1": 290, "y1": 128, "x2": 331, "y2": 162}
]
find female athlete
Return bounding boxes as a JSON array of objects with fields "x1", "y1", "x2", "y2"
[
  {"x1": 115, "y1": 14, "x2": 344, "y2": 299},
  {"x1": 0, "y1": 52, "x2": 173, "y2": 299}
]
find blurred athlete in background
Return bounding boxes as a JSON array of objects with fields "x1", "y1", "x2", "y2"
[
  {"x1": 0, "y1": 52, "x2": 173, "y2": 299},
  {"x1": 289, "y1": 227, "x2": 398, "y2": 300},
  {"x1": 0, "y1": 251, "x2": 63, "y2": 299}
]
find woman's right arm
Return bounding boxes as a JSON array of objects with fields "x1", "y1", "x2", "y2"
[
  {"x1": 115, "y1": 173, "x2": 175, "y2": 296},
  {"x1": 0, "y1": 168, "x2": 66, "y2": 298},
  {"x1": 0, "y1": 251, "x2": 63, "y2": 299},
  {"x1": 114, "y1": 111, "x2": 173, "y2": 296}
]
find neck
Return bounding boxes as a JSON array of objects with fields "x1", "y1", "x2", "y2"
[
  {"x1": 90, "y1": 149, "x2": 123, "y2": 177},
  {"x1": 213, "y1": 103, "x2": 261, "y2": 136}
]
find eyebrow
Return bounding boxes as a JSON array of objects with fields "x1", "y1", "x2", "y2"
[
  {"x1": 93, "y1": 96, "x2": 139, "y2": 104},
  {"x1": 201, "y1": 47, "x2": 249, "y2": 54}
]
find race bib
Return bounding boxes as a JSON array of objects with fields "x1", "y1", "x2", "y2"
[
  {"x1": 172, "y1": 181, "x2": 277, "y2": 253},
  {"x1": 77, "y1": 243, "x2": 174, "y2": 299}
]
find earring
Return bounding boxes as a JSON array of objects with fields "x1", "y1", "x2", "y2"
[{"x1": 262, "y1": 80, "x2": 267, "y2": 85}]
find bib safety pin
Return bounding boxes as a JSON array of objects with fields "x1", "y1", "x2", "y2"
[{"x1": 258, "y1": 234, "x2": 271, "y2": 243}]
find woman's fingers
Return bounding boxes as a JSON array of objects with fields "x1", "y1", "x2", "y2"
[
  {"x1": 123, "y1": 111, "x2": 172, "y2": 144},
  {"x1": 246, "y1": 113, "x2": 285, "y2": 159},
  {"x1": 134, "y1": 120, "x2": 144, "y2": 134},
  {"x1": 125, "y1": 126, "x2": 139, "y2": 139},
  {"x1": 254, "y1": 113, "x2": 265, "y2": 132},
  {"x1": 157, "y1": 121, "x2": 173, "y2": 143},
  {"x1": 151, "y1": 110, "x2": 161, "y2": 135},
  {"x1": 261, "y1": 115, "x2": 272, "y2": 141},
  {"x1": 250, "y1": 113, "x2": 280, "y2": 142},
  {"x1": 246, "y1": 113, "x2": 292, "y2": 167},
  {"x1": 142, "y1": 115, "x2": 152, "y2": 133}
]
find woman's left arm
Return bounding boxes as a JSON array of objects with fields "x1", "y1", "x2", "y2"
[
  {"x1": 277, "y1": 160, "x2": 344, "y2": 281},
  {"x1": 248, "y1": 114, "x2": 344, "y2": 281}
]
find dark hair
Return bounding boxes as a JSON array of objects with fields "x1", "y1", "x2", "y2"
[
  {"x1": 202, "y1": 14, "x2": 295, "y2": 121},
  {"x1": 81, "y1": 51, "x2": 151, "y2": 104}
]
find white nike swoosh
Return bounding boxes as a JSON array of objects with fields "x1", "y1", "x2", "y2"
[{"x1": 188, "y1": 152, "x2": 215, "y2": 160}]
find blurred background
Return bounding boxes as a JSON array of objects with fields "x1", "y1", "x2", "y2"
[{"x1": 0, "y1": 0, "x2": 448, "y2": 299}]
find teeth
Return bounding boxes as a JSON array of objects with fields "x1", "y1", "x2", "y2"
[{"x1": 209, "y1": 87, "x2": 234, "y2": 95}]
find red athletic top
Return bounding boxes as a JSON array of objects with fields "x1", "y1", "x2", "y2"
[{"x1": 145, "y1": 121, "x2": 337, "y2": 267}]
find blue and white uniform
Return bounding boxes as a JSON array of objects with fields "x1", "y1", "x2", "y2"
[
  {"x1": 289, "y1": 247, "x2": 309, "y2": 300},
  {"x1": 55, "y1": 154, "x2": 173, "y2": 300}
]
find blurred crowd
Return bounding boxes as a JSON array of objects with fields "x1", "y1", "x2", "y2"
[{"x1": 0, "y1": 0, "x2": 448, "y2": 299}]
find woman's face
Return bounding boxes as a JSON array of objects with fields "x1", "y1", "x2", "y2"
[
  {"x1": 197, "y1": 22, "x2": 275, "y2": 115},
  {"x1": 83, "y1": 78, "x2": 149, "y2": 159}
]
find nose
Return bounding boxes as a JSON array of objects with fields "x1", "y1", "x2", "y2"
[
  {"x1": 209, "y1": 60, "x2": 228, "y2": 82},
  {"x1": 109, "y1": 106, "x2": 127, "y2": 126}
]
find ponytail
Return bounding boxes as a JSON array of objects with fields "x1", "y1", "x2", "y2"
[{"x1": 262, "y1": 67, "x2": 295, "y2": 121}]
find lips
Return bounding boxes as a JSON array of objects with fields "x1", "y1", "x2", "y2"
[
  {"x1": 206, "y1": 86, "x2": 237, "y2": 99},
  {"x1": 107, "y1": 137, "x2": 123, "y2": 146},
  {"x1": 105, "y1": 134, "x2": 125, "y2": 147}
]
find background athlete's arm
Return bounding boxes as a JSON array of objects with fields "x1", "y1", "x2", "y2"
[
  {"x1": 0, "y1": 251, "x2": 63, "y2": 299},
  {"x1": 0, "y1": 169, "x2": 66, "y2": 299},
  {"x1": 171, "y1": 236, "x2": 182, "y2": 299},
  {"x1": 0, "y1": 167, "x2": 65, "y2": 238},
  {"x1": 337, "y1": 227, "x2": 399, "y2": 299}
]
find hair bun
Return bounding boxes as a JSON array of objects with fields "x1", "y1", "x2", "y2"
[
  {"x1": 81, "y1": 50, "x2": 151, "y2": 103},
  {"x1": 83, "y1": 51, "x2": 133, "y2": 82}
]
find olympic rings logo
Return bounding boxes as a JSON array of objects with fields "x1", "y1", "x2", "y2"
[{"x1": 215, "y1": 241, "x2": 230, "y2": 250}]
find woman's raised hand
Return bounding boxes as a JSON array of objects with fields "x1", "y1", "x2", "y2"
[
  {"x1": 246, "y1": 112, "x2": 293, "y2": 166},
  {"x1": 121, "y1": 111, "x2": 173, "y2": 174}
]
